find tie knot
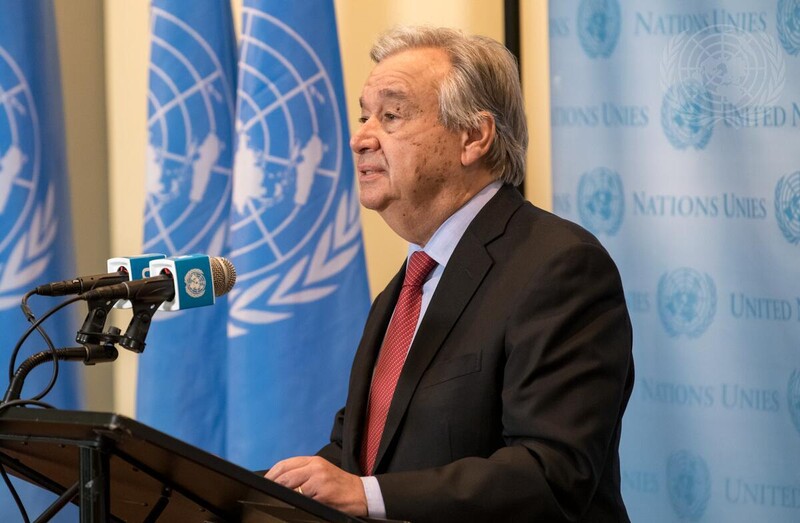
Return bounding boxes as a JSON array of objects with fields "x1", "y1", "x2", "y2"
[{"x1": 404, "y1": 251, "x2": 437, "y2": 287}]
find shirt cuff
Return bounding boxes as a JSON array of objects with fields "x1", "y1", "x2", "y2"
[{"x1": 360, "y1": 475, "x2": 387, "y2": 519}]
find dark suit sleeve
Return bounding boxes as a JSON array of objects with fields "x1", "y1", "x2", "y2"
[
  {"x1": 375, "y1": 241, "x2": 634, "y2": 522},
  {"x1": 316, "y1": 407, "x2": 345, "y2": 467}
]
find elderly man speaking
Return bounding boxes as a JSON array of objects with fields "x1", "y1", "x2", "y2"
[{"x1": 266, "y1": 26, "x2": 634, "y2": 523}]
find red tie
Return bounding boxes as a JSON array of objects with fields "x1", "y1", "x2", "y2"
[{"x1": 360, "y1": 250, "x2": 437, "y2": 475}]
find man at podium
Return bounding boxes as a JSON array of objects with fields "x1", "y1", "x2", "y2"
[{"x1": 266, "y1": 26, "x2": 634, "y2": 523}]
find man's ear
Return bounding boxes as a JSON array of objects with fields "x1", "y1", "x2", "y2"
[{"x1": 461, "y1": 112, "x2": 496, "y2": 167}]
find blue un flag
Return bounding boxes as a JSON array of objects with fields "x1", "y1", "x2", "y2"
[
  {"x1": 0, "y1": 1, "x2": 79, "y2": 520},
  {"x1": 139, "y1": 0, "x2": 237, "y2": 455},
  {"x1": 227, "y1": 0, "x2": 371, "y2": 468}
]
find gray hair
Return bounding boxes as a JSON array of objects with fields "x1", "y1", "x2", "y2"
[{"x1": 370, "y1": 26, "x2": 528, "y2": 186}]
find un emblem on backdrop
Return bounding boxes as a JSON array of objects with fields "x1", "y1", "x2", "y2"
[
  {"x1": 661, "y1": 24, "x2": 785, "y2": 119},
  {"x1": 661, "y1": 82, "x2": 715, "y2": 150},
  {"x1": 0, "y1": 47, "x2": 56, "y2": 310},
  {"x1": 667, "y1": 450, "x2": 711, "y2": 521},
  {"x1": 788, "y1": 370, "x2": 800, "y2": 436},
  {"x1": 658, "y1": 268, "x2": 717, "y2": 338},
  {"x1": 577, "y1": 0, "x2": 620, "y2": 59},
  {"x1": 577, "y1": 167, "x2": 624, "y2": 236},
  {"x1": 145, "y1": 9, "x2": 234, "y2": 256},
  {"x1": 227, "y1": 10, "x2": 362, "y2": 334},
  {"x1": 774, "y1": 171, "x2": 800, "y2": 244},
  {"x1": 660, "y1": 23, "x2": 785, "y2": 149},
  {"x1": 778, "y1": 0, "x2": 800, "y2": 55}
]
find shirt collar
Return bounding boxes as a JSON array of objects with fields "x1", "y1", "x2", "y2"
[{"x1": 408, "y1": 180, "x2": 503, "y2": 268}]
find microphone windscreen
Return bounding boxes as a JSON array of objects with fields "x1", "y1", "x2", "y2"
[{"x1": 211, "y1": 256, "x2": 236, "y2": 297}]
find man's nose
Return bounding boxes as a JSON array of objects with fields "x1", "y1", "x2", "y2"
[{"x1": 350, "y1": 118, "x2": 379, "y2": 154}]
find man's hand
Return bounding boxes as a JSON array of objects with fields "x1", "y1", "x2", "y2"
[{"x1": 265, "y1": 456, "x2": 368, "y2": 516}]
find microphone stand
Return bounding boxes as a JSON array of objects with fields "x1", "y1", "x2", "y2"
[
  {"x1": 119, "y1": 297, "x2": 165, "y2": 353},
  {"x1": 77, "y1": 275, "x2": 172, "y2": 353},
  {"x1": 3, "y1": 290, "x2": 170, "y2": 403},
  {"x1": 75, "y1": 297, "x2": 116, "y2": 346},
  {"x1": 3, "y1": 336, "x2": 120, "y2": 404}
]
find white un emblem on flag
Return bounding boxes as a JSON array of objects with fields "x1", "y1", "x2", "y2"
[
  {"x1": 0, "y1": 47, "x2": 57, "y2": 310},
  {"x1": 145, "y1": 8, "x2": 234, "y2": 257},
  {"x1": 227, "y1": 9, "x2": 362, "y2": 334}
]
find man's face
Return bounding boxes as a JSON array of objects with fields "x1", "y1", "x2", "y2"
[{"x1": 351, "y1": 47, "x2": 465, "y2": 234}]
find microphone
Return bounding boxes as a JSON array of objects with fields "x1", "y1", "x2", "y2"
[
  {"x1": 32, "y1": 254, "x2": 166, "y2": 347},
  {"x1": 34, "y1": 254, "x2": 166, "y2": 296},
  {"x1": 36, "y1": 271, "x2": 128, "y2": 296},
  {"x1": 80, "y1": 255, "x2": 236, "y2": 307},
  {"x1": 106, "y1": 254, "x2": 167, "y2": 308},
  {"x1": 79, "y1": 255, "x2": 236, "y2": 353},
  {"x1": 152, "y1": 254, "x2": 236, "y2": 311}
]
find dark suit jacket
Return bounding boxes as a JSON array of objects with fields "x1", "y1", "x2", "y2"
[{"x1": 318, "y1": 184, "x2": 634, "y2": 522}]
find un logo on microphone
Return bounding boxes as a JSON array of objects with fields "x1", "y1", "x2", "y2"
[
  {"x1": 775, "y1": 171, "x2": 800, "y2": 245},
  {"x1": 778, "y1": 0, "x2": 800, "y2": 55},
  {"x1": 667, "y1": 450, "x2": 711, "y2": 521},
  {"x1": 184, "y1": 268, "x2": 207, "y2": 299},
  {"x1": 227, "y1": 8, "x2": 363, "y2": 334},
  {"x1": 577, "y1": 0, "x2": 620, "y2": 59},
  {"x1": 144, "y1": 8, "x2": 235, "y2": 257},
  {"x1": 577, "y1": 167, "x2": 624, "y2": 236},
  {"x1": 0, "y1": 47, "x2": 57, "y2": 311},
  {"x1": 658, "y1": 268, "x2": 717, "y2": 338}
]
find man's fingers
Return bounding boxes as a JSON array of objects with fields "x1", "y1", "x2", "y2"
[
  {"x1": 268, "y1": 467, "x2": 311, "y2": 492},
  {"x1": 264, "y1": 456, "x2": 313, "y2": 481}
]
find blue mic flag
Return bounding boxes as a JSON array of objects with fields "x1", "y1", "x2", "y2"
[
  {"x1": 227, "y1": 0, "x2": 371, "y2": 468},
  {"x1": 0, "y1": 1, "x2": 80, "y2": 520},
  {"x1": 138, "y1": 0, "x2": 236, "y2": 455}
]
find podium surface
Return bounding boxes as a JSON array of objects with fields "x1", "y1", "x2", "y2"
[{"x1": 0, "y1": 407, "x2": 369, "y2": 522}]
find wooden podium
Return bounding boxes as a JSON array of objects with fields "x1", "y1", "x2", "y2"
[{"x1": 0, "y1": 407, "x2": 382, "y2": 522}]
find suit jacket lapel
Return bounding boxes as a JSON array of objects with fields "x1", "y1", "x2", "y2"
[{"x1": 372, "y1": 185, "x2": 525, "y2": 473}]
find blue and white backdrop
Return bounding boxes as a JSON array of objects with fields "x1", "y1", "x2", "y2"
[
  {"x1": 0, "y1": 2, "x2": 79, "y2": 520},
  {"x1": 226, "y1": 0, "x2": 370, "y2": 469},
  {"x1": 137, "y1": 0, "x2": 370, "y2": 469},
  {"x1": 549, "y1": 1, "x2": 800, "y2": 521},
  {"x1": 139, "y1": 0, "x2": 237, "y2": 456}
]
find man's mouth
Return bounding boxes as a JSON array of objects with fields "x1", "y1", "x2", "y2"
[{"x1": 358, "y1": 166, "x2": 385, "y2": 178}]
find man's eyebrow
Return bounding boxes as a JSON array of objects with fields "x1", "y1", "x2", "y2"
[
  {"x1": 359, "y1": 89, "x2": 411, "y2": 109},
  {"x1": 378, "y1": 88, "x2": 410, "y2": 101}
]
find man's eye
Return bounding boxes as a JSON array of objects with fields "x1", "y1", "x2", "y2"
[
  {"x1": 358, "y1": 116, "x2": 368, "y2": 124},
  {"x1": 384, "y1": 113, "x2": 398, "y2": 121}
]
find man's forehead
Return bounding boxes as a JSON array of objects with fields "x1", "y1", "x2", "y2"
[{"x1": 359, "y1": 49, "x2": 449, "y2": 107}]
